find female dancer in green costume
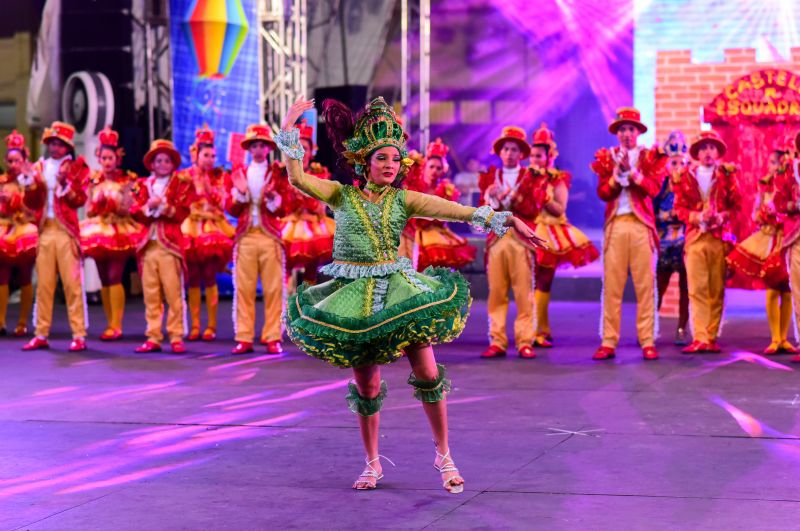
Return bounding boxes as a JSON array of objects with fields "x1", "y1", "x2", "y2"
[{"x1": 275, "y1": 96, "x2": 545, "y2": 493}]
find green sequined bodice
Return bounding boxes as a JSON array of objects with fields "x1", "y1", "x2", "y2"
[{"x1": 331, "y1": 185, "x2": 407, "y2": 264}]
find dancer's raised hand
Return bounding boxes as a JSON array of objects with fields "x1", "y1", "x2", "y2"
[{"x1": 281, "y1": 95, "x2": 315, "y2": 131}]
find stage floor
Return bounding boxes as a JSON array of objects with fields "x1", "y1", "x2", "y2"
[{"x1": 1, "y1": 298, "x2": 799, "y2": 529}]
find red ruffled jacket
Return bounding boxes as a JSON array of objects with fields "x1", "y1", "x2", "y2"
[
  {"x1": 225, "y1": 161, "x2": 291, "y2": 245},
  {"x1": 23, "y1": 157, "x2": 90, "y2": 243},
  {"x1": 131, "y1": 172, "x2": 194, "y2": 259},
  {"x1": 478, "y1": 166, "x2": 540, "y2": 249},
  {"x1": 591, "y1": 146, "x2": 666, "y2": 249},
  {"x1": 673, "y1": 163, "x2": 741, "y2": 245}
]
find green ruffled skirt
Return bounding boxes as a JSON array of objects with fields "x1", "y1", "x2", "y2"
[{"x1": 284, "y1": 267, "x2": 472, "y2": 368}]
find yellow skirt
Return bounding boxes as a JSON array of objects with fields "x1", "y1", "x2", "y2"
[{"x1": 534, "y1": 219, "x2": 599, "y2": 269}]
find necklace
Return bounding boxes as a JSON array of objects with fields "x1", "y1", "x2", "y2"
[{"x1": 365, "y1": 181, "x2": 388, "y2": 193}]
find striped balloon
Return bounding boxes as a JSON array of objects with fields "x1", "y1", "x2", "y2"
[{"x1": 182, "y1": 0, "x2": 250, "y2": 79}]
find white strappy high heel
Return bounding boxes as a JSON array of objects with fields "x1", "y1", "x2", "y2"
[
  {"x1": 434, "y1": 448, "x2": 464, "y2": 494},
  {"x1": 353, "y1": 454, "x2": 395, "y2": 490}
]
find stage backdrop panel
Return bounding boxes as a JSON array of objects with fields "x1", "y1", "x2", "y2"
[
  {"x1": 371, "y1": 0, "x2": 634, "y2": 231},
  {"x1": 169, "y1": 0, "x2": 260, "y2": 169}
]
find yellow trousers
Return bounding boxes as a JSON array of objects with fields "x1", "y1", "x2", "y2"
[
  {"x1": 601, "y1": 215, "x2": 655, "y2": 348},
  {"x1": 234, "y1": 229, "x2": 284, "y2": 343},
  {"x1": 34, "y1": 220, "x2": 87, "y2": 339},
  {"x1": 487, "y1": 233, "x2": 534, "y2": 350},
  {"x1": 685, "y1": 234, "x2": 726, "y2": 343},
  {"x1": 141, "y1": 241, "x2": 185, "y2": 344}
]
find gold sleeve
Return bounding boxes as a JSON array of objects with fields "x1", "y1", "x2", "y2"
[
  {"x1": 404, "y1": 189, "x2": 476, "y2": 222},
  {"x1": 285, "y1": 158, "x2": 343, "y2": 208}
]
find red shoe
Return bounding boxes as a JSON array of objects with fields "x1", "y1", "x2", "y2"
[
  {"x1": 13, "y1": 324, "x2": 28, "y2": 337},
  {"x1": 592, "y1": 346, "x2": 616, "y2": 360},
  {"x1": 706, "y1": 340, "x2": 722, "y2": 353},
  {"x1": 480, "y1": 345, "x2": 506, "y2": 358},
  {"x1": 518, "y1": 345, "x2": 536, "y2": 359},
  {"x1": 186, "y1": 330, "x2": 201, "y2": 341},
  {"x1": 68, "y1": 338, "x2": 87, "y2": 352},
  {"x1": 231, "y1": 341, "x2": 254, "y2": 355},
  {"x1": 201, "y1": 328, "x2": 216, "y2": 341},
  {"x1": 22, "y1": 337, "x2": 49, "y2": 351},
  {"x1": 780, "y1": 341, "x2": 799, "y2": 354},
  {"x1": 265, "y1": 341, "x2": 283, "y2": 354},
  {"x1": 99, "y1": 328, "x2": 123, "y2": 341},
  {"x1": 642, "y1": 346, "x2": 659, "y2": 360},
  {"x1": 791, "y1": 354, "x2": 800, "y2": 363},
  {"x1": 135, "y1": 340, "x2": 162, "y2": 353},
  {"x1": 533, "y1": 335, "x2": 553, "y2": 348},
  {"x1": 681, "y1": 340, "x2": 709, "y2": 354},
  {"x1": 763, "y1": 342, "x2": 781, "y2": 355},
  {"x1": 260, "y1": 337, "x2": 269, "y2": 346},
  {"x1": 171, "y1": 341, "x2": 187, "y2": 354}
]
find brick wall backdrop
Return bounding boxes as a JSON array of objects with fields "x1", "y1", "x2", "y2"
[{"x1": 654, "y1": 47, "x2": 800, "y2": 143}]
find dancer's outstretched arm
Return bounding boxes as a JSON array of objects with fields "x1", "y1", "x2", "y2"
[{"x1": 405, "y1": 189, "x2": 547, "y2": 249}]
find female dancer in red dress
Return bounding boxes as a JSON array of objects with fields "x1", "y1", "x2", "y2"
[
  {"x1": 527, "y1": 124, "x2": 599, "y2": 347},
  {"x1": 80, "y1": 126, "x2": 146, "y2": 340},
  {"x1": 281, "y1": 119, "x2": 336, "y2": 284},
  {"x1": 0, "y1": 131, "x2": 37, "y2": 336},
  {"x1": 181, "y1": 126, "x2": 235, "y2": 341},
  {"x1": 406, "y1": 138, "x2": 476, "y2": 272}
]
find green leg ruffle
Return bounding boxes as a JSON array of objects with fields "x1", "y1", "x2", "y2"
[
  {"x1": 345, "y1": 380, "x2": 388, "y2": 416},
  {"x1": 408, "y1": 363, "x2": 451, "y2": 403}
]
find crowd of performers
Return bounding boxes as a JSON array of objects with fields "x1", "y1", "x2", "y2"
[
  {"x1": 10, "y1": 101, "x2": 800, "y2": 492},
  {"x1": 3, "y1": 108, "x2": 800, "y2": 363}
]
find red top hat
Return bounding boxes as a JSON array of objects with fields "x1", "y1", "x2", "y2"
[
  {"x1": 4, "y1": 130, "x2": 26, "y2": 152},
  {"x1": 608, "y1": 107, "x2": 648, "y2": 135},
  {"x1": 42, "y1": 121, "x2": 76, "y2": 148},
  {"x1": 492, "y1": 126, "x2": 531, "y2": 158},
  {"x1": 241, "y1": 124, "x2": 277, "y2": 150},
  {"x1": 194, "y1": 124, "x2": 215, "y2": 146},
  {"x1": 143, "y1": 139, "x2": 182, "y2": 170},
  {"x1": 689, "y1": 130, "x2": 727, "y2": 160},
  {"x1": 426, "y1": 138, "x2": 449, "y2": 160},
  {"x1": 98, "y1": 126, "x2": 120, "y2": 148}
]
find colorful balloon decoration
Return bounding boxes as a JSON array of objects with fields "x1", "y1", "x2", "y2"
[{"x1": 182, "y1": 0, "x2": 250, "y2": 79}]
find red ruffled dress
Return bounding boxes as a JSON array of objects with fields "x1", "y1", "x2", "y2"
[
  {"x1": 0, "y1": 173, "x2": 37, "y2": 265},
  {"x1": 180, "y1": 167, "x2": 235, "y2": 264},
  {"x1": 726, "y1": 173, "x2": 787, "y2": 288},
  {"x1": 412, "y1": 179, "x2": 477, "y2": 271},
  {"x1": 281, "y1": 162, "x2": 336, "y2": 270},
  {"x1": 79, "y1": 170, "x2": 147, "y2": 260},
  {"x1": 525, "y1": 168, "x2": 599, "y2": 269}
]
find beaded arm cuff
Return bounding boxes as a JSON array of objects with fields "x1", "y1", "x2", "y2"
[
  {"x1": 274, "y1": 128, "x2": 306, "y2": 160},
  {"x1": 471, "y1": 205, "x2": 511, "y2": 238}
]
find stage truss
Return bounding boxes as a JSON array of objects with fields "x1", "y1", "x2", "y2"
[
  {"x1": 401, "y1": 0, "x2": 431, "y2": 150},
  {"x1": 132, "y1": 1, "x2": 174, "y2": 143},
  {"x1": 258, "y1": 0, "x2": 308, "y2": 130}
]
